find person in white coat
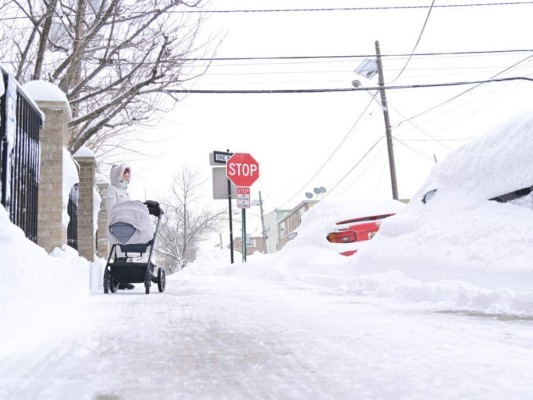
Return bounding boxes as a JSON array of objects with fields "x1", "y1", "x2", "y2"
[
  {"x1": 105, "y1": 163, "x2": 134, "y2": 289},
  {"x1": 105, "y1": 163, "x2": 131, "y2": 211}
]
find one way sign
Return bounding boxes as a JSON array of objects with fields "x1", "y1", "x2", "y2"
[{"x1": 210, "y1": 150, "x2": 233, "y2": 165}]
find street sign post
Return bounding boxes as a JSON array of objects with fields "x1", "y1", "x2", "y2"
[
  {"x1": 225, "y1": 153, "x2": 259, "y2": 263},
  {"x1": 210, "y1": 149, "x2": 237, "y2": 264}
]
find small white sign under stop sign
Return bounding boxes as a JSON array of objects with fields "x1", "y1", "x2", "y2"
[{"x1": 236, "y1": 187, "x2": 251, "y2": 209}]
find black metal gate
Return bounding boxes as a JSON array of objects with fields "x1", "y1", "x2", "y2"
[
  {"x1": 0, "y1": 67, "x2": 43, "y2": 243},
  {"x1": 67, "y1": 184, "x2": 79, "y2": 249}
]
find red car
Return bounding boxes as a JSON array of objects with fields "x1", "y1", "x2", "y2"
[{"x1": 326, "y1": 213, "x2": 395, "y2": 256}]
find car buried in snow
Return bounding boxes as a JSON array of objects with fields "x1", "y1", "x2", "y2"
[
  {"x1": 284, "y1": 198, "x2": 406, "y2": 257},
  {"x1": 351, "y1": 110, "x2": 533, "y2": 287},
  {"x1": 325, "y1": 213, "x2": 396, "y2": 256}
]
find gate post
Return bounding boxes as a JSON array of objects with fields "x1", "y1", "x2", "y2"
[
  {"x1": 74, "y1": 150, "x2": 96, "y2": 262},
  {"x1": 32, "y1": 86, "x2": 71, "y2": 253},
  {"x1": 96, "y1": 180, "x2": 110, "y2": 258}
]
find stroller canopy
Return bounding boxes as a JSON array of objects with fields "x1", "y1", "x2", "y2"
[{"x1": 108, "y1": 201, "x2": 154, "y2": 245}]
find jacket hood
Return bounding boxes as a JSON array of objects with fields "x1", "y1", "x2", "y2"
[{"x1": 110, "y1": 163, "x2": 131, "y2": 190}]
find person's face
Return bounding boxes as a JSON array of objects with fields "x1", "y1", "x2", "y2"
[{"x1": 122, "y1": 169, "x2": 130, "y2": 182}]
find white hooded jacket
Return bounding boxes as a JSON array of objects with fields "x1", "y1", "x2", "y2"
[{"x1": 105, "y1": 163, "x2": 131, "y2": 212}]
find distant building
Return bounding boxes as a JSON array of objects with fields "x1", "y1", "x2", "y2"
[
  {"x1": 233, "y1": 201, "x2": 320, "y2": 255},
  {"x1": 278, "y1": 200, "x2": 319, "y2": 249},
  {"x1": 233, "y1": 235, "x2": 265, "y2": 255},
  {"x1": 263, "y1": 208, "x2": 291, "y2": 253}
]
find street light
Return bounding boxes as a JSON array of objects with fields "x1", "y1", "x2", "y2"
[{"x1": 351, "y1": 80, "x2": 385, "y2": 111}]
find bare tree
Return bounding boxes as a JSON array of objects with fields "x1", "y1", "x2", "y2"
[
  {"x1": 0, "y1": 0, "x2": 209, "y2": 153},
  {"x1": 157, "y1": 167, "x2": 225, "y2": 272}
]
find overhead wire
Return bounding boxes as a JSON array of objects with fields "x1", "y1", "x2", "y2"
[
  {"x1": 278, "y1": 97, "x2": 377, "y2": 208},
  {"x1": 390, "y1": 0, "x2": 436, "y2": 83},
  {"x1": 334, "y1": 141, "x2": 387, "y2": 198},
  {"x1": 322, "y1": 137, "x2": 385, "y2": 200},
  {"x1": 3, "y1": 2, "x2": 530, "y2": 21},
  {"x1": 166, "y1": 76, "x2": 533, "y2": 94},
  {"x1": 3, "y1": 1, "x2": 532, "y2": 24},
  {"x1": 388, "y1": 102, "x2": 453, "y2": 151},
  {"x1": 372, "y1": 157, "x2": 390, "y2": 196},
  {"x1": 393, "y1": 138, "x2": 437, "y2": 161},
  {"x1": 179, "y1": 2, "x2": 533, "y2": 13},
  {"x1": 394, "y1": 54, "x2": 533, "y2": 128},
  {"x1": 184, "y1": 49, "x2": 533, "y2": 62}
]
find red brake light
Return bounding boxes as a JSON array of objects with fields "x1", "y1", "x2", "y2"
[
  {"x1": 340, "y1": 250, "x2": 358, "y2": 257},
  {"x1": 327, "y1": 230, "x2": 357, "y2": 243}
]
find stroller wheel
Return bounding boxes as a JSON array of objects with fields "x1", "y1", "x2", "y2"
[
  {"x1": 110, "y1": 277, "x2": 119, "y2": 293},
  {"x1": 103, "y1": 269, "x2": 111, "y2": 294},
  {"x1": 157, "y1": 268, "x2": 166, "y2": 293},
  {"x1": 104, "y1": 269, "x2": 119, "y2": 294}
]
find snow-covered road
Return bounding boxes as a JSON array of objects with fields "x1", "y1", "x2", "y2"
[{"x1": 2, "y1": 273, "x2": 533, "y2": 400}]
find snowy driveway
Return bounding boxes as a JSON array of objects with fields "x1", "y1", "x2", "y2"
[{"x1": 1, "y1": 274, "x2": 533, "y2": 400}]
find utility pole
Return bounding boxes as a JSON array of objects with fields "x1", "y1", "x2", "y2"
[
  {"x1": 375, "y1": 40, "x2": 399, "y2": 200},
  {"x1": 226, "y1": 149, "x2": 234, "y2": 263},
  {"x1": 259, "y1": 191, "x2": 267, "y2": 254}
]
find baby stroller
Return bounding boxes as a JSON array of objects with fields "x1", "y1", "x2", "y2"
[{"x1": 103, "y1": 200, "x2": 165, "y2": 294}]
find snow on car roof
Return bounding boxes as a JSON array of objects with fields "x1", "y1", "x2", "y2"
[{"x1": 414, "y1": 110, "x2": 533, "y2": 202}]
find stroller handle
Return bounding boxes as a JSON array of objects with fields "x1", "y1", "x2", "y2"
[{"x1": 144, "y1": 200, "x2": 164, "y2": 217}]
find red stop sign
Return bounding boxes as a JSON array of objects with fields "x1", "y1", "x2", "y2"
[{"x1": 226, "y1": 153, "x2": 259, "y2": 187}]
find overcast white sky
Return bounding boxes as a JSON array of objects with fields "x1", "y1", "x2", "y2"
[{"x1": 123, "y1": 0, "x2": 533, "y2": 229}]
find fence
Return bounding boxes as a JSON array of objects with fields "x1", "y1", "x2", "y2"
[
  {"x1": 0, "y1": 67, "x2": 43, "y2": 243},
  {"x1": 67, "y1": 184, "x2": 79, "y2": 249}
]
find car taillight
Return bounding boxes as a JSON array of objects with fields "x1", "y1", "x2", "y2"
[
  {"x1": 327, "y1": 230, "x2": 357, "y2": 243},
  {"x1": 340, "y1": 250, "x2": 358, "y2": 256}
]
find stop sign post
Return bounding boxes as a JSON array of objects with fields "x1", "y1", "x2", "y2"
[
  {"x1": 226, "y1": 153, "x2": 259, "y2": 188},
  {"x1": 225, "y1": 153, "x2": 259, "y2": 263}
]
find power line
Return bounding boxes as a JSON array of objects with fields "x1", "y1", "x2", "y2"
[
  {"x1": 323, "y1": 138, "x2": 385, "y2": 199},
  {"x1": 388, "y1": 102, "x2": 453, "y2": 151},
  {"x1": 393, "y1": 138, "x2": 436, "y2": 162},
  {"x1": 335, "y1": 143, "x2": 387, "y2": 198},
  {"x1": 166, "y1": 76, "x2": 533, "y2": 94},
  {"x1": 178, "y1": 2, "x2": 533, "y2": 13},
  {"x1": 394, "y1": 54, "x2": 533, "y2": 128},
  {"x1": 279, "y1": 98, "x2": 376, "y2": 208},
  {"x1": 3, "y1": 2, "x2": 532, "y2": 21},
  {"x1": 184, "y1": 49, "x2": 533, "y2": 62},
  {"x1": 391, "y1": 0, "x2": 436, "y2": 82}
]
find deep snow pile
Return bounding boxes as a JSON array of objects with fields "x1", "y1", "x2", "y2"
[
  {"x1": 355, "y1": 111, "x2": 533, "y2": 314},
  {"x1": 0, "y1": 207, "x2": 101, "y2": 343}
]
